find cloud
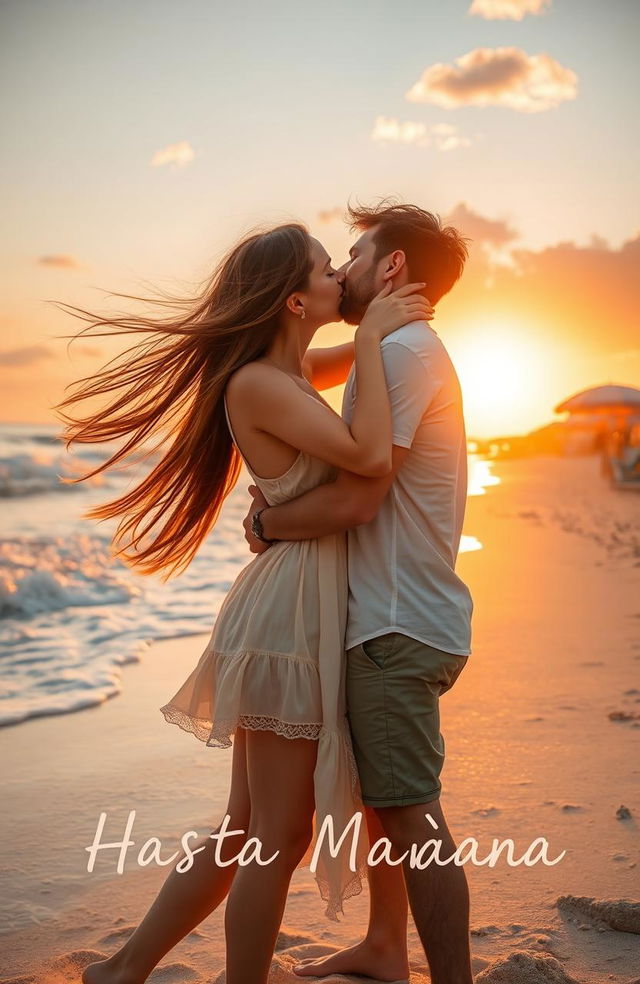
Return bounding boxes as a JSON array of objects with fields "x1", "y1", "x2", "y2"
[
  {"x1": 506, "y1": 235, "x2": 640, "y2": 351},
  {"x1": 371, "y1": 116, "x2": 428, "y2": 145},
  {"x1": 446, "y1": 202, "x2": 518, "y2": 247},
  {"x1": 317, "y1": 207, "x2": 343, "y2": 223},
  {"x1": 469, "y1": 0, "x2": 551, "y2": 20},
  {"x1": 430, "y1": 123, "x2": 473, "y2": 151},
  {"x1": 441, "y1": 213, "x2": 640, "y2": 352},
  {"x1": 150, "y1": 141, "x2": 195, "y2": 168},
  {"x1": 406, "y1": 47, "x2": 577, "y2": 113},
  {"x1": 37, "y1": 255, "x2": 83, "y2": 270},
  {"x1": 0, "y1": 345, "x2": 55, "y2": 367},
  {"x1": 371, "y1": 117, "x2": 472, "y2": 150},
  {"x1": 70, "y1": 344, "x2": 103, "y2": 358}
]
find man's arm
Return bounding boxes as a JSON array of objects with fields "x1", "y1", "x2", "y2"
[
  {"x1": 255, "y1": 444, "x2": 410, "y2": 543},
  {"x1": 246, "y1": 339, "x2": 434, "y2": 549},
  {"x1": 302, "y1": 342, "x2": 355, "y2": 391}
]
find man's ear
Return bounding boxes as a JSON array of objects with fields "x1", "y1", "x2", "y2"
[{"x1": 382, "y1": 249, "x2": 406, "y2": 282}]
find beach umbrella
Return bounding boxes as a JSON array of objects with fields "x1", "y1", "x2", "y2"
[{"x1": 555, "y1": 385, "x2": 640, "y2": 415}]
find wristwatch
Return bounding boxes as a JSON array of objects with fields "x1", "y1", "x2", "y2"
[{"x1": 251, "y1": 506, "x2": 278, "y2": 544}]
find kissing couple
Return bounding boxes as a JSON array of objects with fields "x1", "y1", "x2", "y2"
[{"x1": 70, "y1": 198, "x2": 474, "y2": 984}]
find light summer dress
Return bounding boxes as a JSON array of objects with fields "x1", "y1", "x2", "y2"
[{"x1": 160, "y1": 385, "x2": 367, "y2": 920}]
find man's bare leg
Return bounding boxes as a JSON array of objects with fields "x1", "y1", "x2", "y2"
[
  {"x1": 294, "y1": 805, "x2": 410, "y2": 981},
  {"x1": 377, "y1": 797, "x2": 473, "y2": 984}
]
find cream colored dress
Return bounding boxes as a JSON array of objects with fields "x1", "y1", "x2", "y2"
[{"x1": 160, "y1": 389, "x2": 367, "y2": 920}]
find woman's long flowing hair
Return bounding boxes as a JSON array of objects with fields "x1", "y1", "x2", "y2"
[{"x1": 51, "y1": 223, "x2": 313, "y2": 581}]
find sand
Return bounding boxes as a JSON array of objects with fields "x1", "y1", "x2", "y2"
[{"x1": 1, "y1": 454, "x2": 639, "y2": 983}]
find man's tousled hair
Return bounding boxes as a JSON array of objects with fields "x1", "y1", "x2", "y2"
[{"x1": 346, "y1": 197, "x2": 470, "y2": 303}]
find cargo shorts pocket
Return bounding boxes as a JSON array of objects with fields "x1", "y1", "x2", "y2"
[
  {"x1": 360, "y1": 633, "x2": 396, "y2": 670},
  {"x1": 438, "y1": 653, "x2": 469, "y2": 694}
]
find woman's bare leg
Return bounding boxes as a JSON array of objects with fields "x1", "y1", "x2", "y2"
[
  {"x1": 83, "y1": 727, "x2": 251, "y2": 984},
  {"x1": 294, "y1": 805, "x2": 410, "y2": 981},
  {"x1": 224, "y1": 728, "x2": 318, "y2": 984}
]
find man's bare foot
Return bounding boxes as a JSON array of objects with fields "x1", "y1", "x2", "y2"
[{"x1": 293, "y1": 938, "x2": 410, "y2": 981}]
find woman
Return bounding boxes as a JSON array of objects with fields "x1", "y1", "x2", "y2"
[{"x1": 53, "y1": 222, "x2": 431, "y2": 984}]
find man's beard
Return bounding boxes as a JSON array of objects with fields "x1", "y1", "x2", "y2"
[{"x1": 339, "y1": 268, "x2": 377, "y2": 326}]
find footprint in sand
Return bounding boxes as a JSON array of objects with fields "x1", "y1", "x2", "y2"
[
  {"x1": 99, "y1": 924, "x2": 137, "y2": 945},
  {"x1": 275, "y1": 928, "x2": 317, "y2": 951},
  {"x1": 471, "y1": 924, "x2": 501, "y2": 937},
  {"x1": 556, "y1": 894, "x2": 640, "y2": 934},
  {"x1": 608, "y1": 709, "x2": 640, "y2": 722}
]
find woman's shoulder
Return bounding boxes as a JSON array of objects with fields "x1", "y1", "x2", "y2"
[
  {"x1": 225, "y1": 360, "x2": 281, "y2": 400},
  {"x1": 225, "y1": 362, "x2": 306, "y2": 431}
]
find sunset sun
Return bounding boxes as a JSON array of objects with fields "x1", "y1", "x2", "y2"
[{"x1": 449, "y1": 318, "x2": 548, "y2": 437}]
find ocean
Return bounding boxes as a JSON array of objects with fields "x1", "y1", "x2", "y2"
[{"x1": 0, "y1": 422, "x2": 490, "y2": 729}]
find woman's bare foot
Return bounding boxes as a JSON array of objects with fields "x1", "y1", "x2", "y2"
[
  {"x1": 293, "y1": 938, "x2": 410, "y2": 981},
  {"x1": 82, "y1": 955, "x2": 140, "y2": 984}
]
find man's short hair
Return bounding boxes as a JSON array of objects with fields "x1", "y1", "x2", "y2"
[{"x1": 347, "y1": 198, "x2": 469, "y2": 303}]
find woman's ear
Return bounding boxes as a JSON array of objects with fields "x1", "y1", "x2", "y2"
[{"x1": 285, "y1": 294, "x2": 304, "y2": 317}]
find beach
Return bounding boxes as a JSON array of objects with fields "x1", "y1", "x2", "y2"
[{"x1": 1, "y1": 453, "x2": 639, "y2": 983}]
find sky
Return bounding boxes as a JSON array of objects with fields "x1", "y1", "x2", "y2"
[{"x1": 1, "y1": 0, "x2": 638, "y2": 438}]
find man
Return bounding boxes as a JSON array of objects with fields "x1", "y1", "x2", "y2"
[{"x1": 242, "y1": 200, "x2": 474, "y2": 984}]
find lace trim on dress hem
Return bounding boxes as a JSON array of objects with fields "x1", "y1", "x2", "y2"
[
  {"x1": 159, "y1": 704, "x2": 323, "y2": 747},
  {"x1": 238, "y1": 715, "x2": 323, "y2": 740}
]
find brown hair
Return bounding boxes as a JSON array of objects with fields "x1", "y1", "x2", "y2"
[
  {"x1": 347, "y1": 198, "x2": 469, "y2": 303},
  {"x1": 50, "y1": 223, "x2": 313, "y2": 580}
]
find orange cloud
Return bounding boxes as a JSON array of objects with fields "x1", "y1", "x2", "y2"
[
  {"x1": 503, "y1": 235, "x2": 640, "y2": 349},
  {"x1": 317, "y1": 207, "x2": 343, "y2": 223},
  {"x1": 150, "y1": 141, "x2": 195, "y2": 168},
  {"x1": 0, "y1": 345, "x2": 54, "y2": 367},
  {"x1": 469, "y1": 0, "x2": 551, "y2": 20},
  {"x1": 406, "y1": 47, "x2": 577, "y2": 113},
  {"x1": 37, "y1": 255, "x2": 83, "y2": 270},
  {"x1": 446, "y1": 202, "x2": 518, "y2": 247},
  {"x1": 371, "y1": 117, "x2": 472, "y2": 150},
  {"x1": 442, "y1": 214, "x2": 640, "y2": 353}
]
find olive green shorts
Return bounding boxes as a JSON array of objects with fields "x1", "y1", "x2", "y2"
[{"x1": 346, "y1": 632, "x2": 469, "y2": 808}]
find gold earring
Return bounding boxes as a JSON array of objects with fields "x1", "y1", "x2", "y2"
[{"x1": 300, "y1": 310, "x2": 306, "y2": 320}]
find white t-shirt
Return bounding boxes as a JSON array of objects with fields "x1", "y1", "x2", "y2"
[{"x1": 341, "y1": 320, "x2": 473, "y2": 656}]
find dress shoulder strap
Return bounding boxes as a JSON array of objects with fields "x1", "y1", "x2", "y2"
[{"x1": 222, "y1": 391, "x2": 238, "y2": 446}]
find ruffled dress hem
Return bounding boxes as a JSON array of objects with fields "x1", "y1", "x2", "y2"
[{"x1": 159, "y1": 703, "x2": 323, "y2": 747}]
